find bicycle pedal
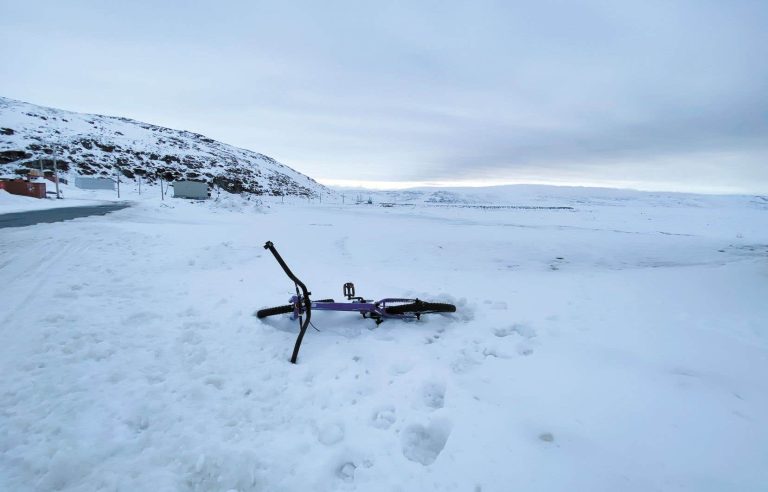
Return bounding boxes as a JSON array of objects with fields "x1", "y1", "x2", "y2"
[{"x1": 343, "y1": 282, "x2": 355, "y2": 299}]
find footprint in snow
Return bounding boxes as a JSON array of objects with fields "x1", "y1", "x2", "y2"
[
  {"x1": 318, "y1": 423, "x2": 345, "y2": 445},
  {"x1": 516, "y1": 343, "x2": 534, "y2": 356},
  {"x1": 371, "y1": 406, "x2": 396, "y2": 429},
  {"x1": 422, "y1": 381, "x2": 446, "y2": 410},
  {"x1": 539, "y1": 432, "x2": 555, "y2": 443},
  {"x1": 122, "y1": 311, "x2": 160, "y2": 326},
  {"x1": 401, "y1": 419, "x2": 452, "y2": 466},
  {"x1": 335, "y1": 459, "x2": 371, "y2": 483},
  {"x1": 337, "y1": 462, "x2": 356, "y2": 482},
  {"x1": 450, "y1": 352, "x2": 479, "y2": 374},
  {"x1": 494, "y1": 323, "x2": 537, "y2": 339}
]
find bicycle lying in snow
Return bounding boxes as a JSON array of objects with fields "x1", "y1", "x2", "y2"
[{"x1": 258, "y1": 241, "x2": 456, "y2": 363}]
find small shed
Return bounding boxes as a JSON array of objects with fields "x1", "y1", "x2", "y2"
[
  {"x1": 173, "y1": 180, "x2": 208, "y2": 199},
  {"x1": 75, "y1": 177, "x2": 114, "y2": 190},
  {"x1": 0, "y1": 180, "x2": 46, "y2": 198}
]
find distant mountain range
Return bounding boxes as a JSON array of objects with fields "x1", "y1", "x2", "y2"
[{"x1": 0, "y1": 97, "x2": 329, "y2": 197}]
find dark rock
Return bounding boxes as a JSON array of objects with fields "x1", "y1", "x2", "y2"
[
  {"x1": 0, "y1": 150, "x2": 31, "y2": 164},
  {"x1": 156, "y1": 168, "x2": 181, "y2": 181},
  {"x1": 77, "y1": 163, "x2": 96, "y2": 175},
  {"x1": 95, "y1": 142, "x2": 116, "y2": 152},
  {"x1": 0, "y1": 128, "x2": 14, "y2": 135}
]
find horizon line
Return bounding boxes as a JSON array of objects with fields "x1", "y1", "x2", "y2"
[{"x1": 316, "y1": 178, "x2": 765, "y2": 196}]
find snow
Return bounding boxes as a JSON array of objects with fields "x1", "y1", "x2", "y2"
[{"x1": 1, "y1": 185, "x2": 767, "y2": 491}]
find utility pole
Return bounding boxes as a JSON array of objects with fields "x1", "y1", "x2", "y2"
[
  {"x1": 138, "y1": 175, "x2": 142, "y2": 195},
  {"x1": 53, "y1": 148, "x2": 61, "y2": 199},
  {"x1": 160, "y1": 176, "x2": 164, "y2": 201},
  {"x1": 342, "y1": 193, "x2": 345, "y2": 205},
  {"x1": 116, "y1": 167, "x2": 121, "y2": 198}
]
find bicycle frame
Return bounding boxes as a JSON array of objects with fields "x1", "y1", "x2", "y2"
[
  {"x1": 263, "y1": 241, "x2": 420, "y2": 363},
  {"x1": 288, "y1": 297, "x2": 421, "y2": 321}
]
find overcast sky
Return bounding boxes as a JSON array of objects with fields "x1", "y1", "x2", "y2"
[{"x1": 1, "y1": 0, "x2": 766, "y2": 193}]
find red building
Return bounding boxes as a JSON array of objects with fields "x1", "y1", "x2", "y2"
[{"x1": 0, "y1": 180, "x2": 47, "y2": 198}]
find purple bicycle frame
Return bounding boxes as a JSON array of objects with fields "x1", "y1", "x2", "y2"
[{"x1": 287, "y1": 296, "x2": 421, "y2": 321}]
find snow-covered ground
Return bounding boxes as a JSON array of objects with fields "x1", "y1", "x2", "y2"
[{"x1": 1, "y1": 185, "x2": 767, "y2": 491}]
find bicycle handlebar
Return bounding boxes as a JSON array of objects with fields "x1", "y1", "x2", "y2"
[
  {"x1": 264, "y1": 241, "x2": 309, "y2": 292},
  {"x1": 263, "y1": 241, "x2": 312, "y2": 364}
]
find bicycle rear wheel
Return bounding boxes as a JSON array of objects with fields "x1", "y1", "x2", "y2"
[
  {"x1": 256, "y1": 304, "x2": 294, "y2": 318},
  {"x1": 384, "y1": 300, "x2": 456, "y2": 315}
]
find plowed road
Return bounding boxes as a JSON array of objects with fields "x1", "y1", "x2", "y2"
[{"x1": 0, "y1": 203, "x2": 130, "y2": 228}]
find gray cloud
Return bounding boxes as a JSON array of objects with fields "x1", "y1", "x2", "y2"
[{"x1": 1, "y1": 0, "x2": 766, "y2": 192}]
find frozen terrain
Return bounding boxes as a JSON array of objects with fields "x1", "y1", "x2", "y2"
[{"x1": 1, "y1": 185, "x2": 767, "y2": 491}]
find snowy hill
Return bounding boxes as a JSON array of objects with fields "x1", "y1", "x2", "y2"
[{"x1": 0, "y1": 97, "x2": 329, "y2": 197}]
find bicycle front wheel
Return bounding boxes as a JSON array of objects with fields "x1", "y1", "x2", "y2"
[{"x1": 384, "y1": 301, "x2": 456, "y2": 315}]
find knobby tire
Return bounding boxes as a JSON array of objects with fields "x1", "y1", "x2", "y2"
[{"x1": 384, "y1": 301, "x2": 456, "y2": 315}]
